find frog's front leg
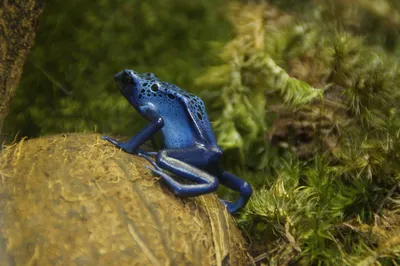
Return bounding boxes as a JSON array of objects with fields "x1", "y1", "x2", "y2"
[
  {"x1": 148, "y1": 149, "x2": 220, "y2": 197},
  {"x1": 102, "y1": 105, "x2": 163, "y2": 154},
  {"x1": 102, "y1": 135, "x2": 158, "y2": 155},
  {"x1": 102, "y1": 132, "x2": 158, "y2": 155}
]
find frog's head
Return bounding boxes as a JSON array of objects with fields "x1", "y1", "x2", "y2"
[
  {"x1": 114, "y1": 69, "x2": 162, "y2": 110},
  {"x1": 114, "y1": 69, "x2": 139, "y2": 103},
  {"x1": 114, "y1": 69, "x2": 152, "y2": 111}
]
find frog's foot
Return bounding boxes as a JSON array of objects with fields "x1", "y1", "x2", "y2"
[
  {"x1": 145, "y1": 166, "x2": 218, "y2": 198},
  {"x1": 102, "y1": 136, "x2": 158, "y2": 156},
  {"x1": 219, "y1": 171, "x2": 253, "y2": 213},
  {"x1": 136, "y1": 149, "x2": 158, "y2": 157},
  {"x1": 138, "y1": 153, "x2": 163, "y2": 172},
  {"x1": 144, "y1": 166, "x2": 177, "y2": 189},
  {"x1": 102, "y1": 136, "x2": 134, "y2": 153},
  {"x1": 221, "y1": 199, "x2": 242, "y2": 214},
  {"x1": 102, "y1": 135, "x2": 119, "y2": 146},
  {"x1": 145, "y1": 166, "x2": 164, "y2": 176}
]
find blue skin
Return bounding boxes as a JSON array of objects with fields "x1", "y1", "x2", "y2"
[{"x1": 102, "y1": 69, "x2": 252, "y2": 213}]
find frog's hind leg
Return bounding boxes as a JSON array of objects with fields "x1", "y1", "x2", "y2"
[
  {"x1": 219, "y1": 171, "x2": 253, "y2": 213},
  {"x1": 148, "y1": 149, "x2": 219, "y2": 197}
]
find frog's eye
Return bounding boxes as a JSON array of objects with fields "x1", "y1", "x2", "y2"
[
  {"x1": 151, "y1": 84, "x2": 159, "y2": 92},
  {"x1": 127, "y1": 75, "x2": 135, "y2": 85}
]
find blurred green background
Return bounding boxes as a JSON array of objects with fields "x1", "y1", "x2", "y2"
[{"x1": 4, "y1": 0, "x2": 230, "y2": 139}]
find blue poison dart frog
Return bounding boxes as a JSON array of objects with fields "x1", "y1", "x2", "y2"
[{"x1": 102, "y1": 69, "x2": 252, "y2": 213}]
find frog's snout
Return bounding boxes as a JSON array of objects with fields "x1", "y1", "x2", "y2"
[
  {"x1": 113, "y1": 70, "x2": 125, "y2": 82},
  {"x1": 114, "y1": 70, "x2": 127, "y2": 89},
  {"x1": 114, "y1": 72, "x2": 123, "y2": 91},
  {"x1": 114, "y1": 69, "x2": 136, "y2": 93}
]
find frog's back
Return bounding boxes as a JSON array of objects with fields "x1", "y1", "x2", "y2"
[
  {"x1": 164, "y1": 83, "x2": 218, "y2": 145},
  {"x1": 137, "y1": 73, "x2": 219, "y2": 150}
]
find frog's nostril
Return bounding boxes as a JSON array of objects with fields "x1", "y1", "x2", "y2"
[
  {"x1": 114, "y1": 69, "x2": 136, "y2": 84},
  {"x1": 123, "y1": 72, "x2": 135, "y2": 85},
  {"x1": 114, "y1": 71, "x2": 124, "y2": 82}
]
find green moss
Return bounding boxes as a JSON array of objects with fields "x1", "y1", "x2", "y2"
[{"x1": 197, "y1": 2, "x2": 400, "y2": 265}]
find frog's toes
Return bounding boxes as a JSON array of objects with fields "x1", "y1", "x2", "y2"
[
  {"x1": 139, "y1": 153, "x2": 162, "y2": 171},
  {"x1": 220, "y1": 199, "x2": 238, "y2": 213},
  {"x1": 102, "y1": 137, "x2": 131, "y2": 151},
  {"x1": 137, "y1": 151, "x2": 156, "y2": 160},
  {"x1": 136, "y1": 149, "x2": 158, "y2": 157},
  {"x1": 220, "y1": 199, "x2": 229, "y2": 208},
  {"x1": 102, "y1": 136, "x2": 119, "y2": 145},
  {"x1": 145, "y1": 165, "x2": 164, "y2": 176}
]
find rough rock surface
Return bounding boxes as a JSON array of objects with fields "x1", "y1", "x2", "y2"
[{"x1": 0, "y1": 133, "x2": 251, "y2": 266}]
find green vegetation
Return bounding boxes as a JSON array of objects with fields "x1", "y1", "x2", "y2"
[
  {"x1": 196, "y1": 1, "x2": 400, "y2": 264},
  {"x1": 5, "y1": 0, "x2": 400, "y2": 265}
]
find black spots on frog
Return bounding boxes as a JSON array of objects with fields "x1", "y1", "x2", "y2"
[
  {"x1": 180, "y1": 91, "x2": 197, "y2": 101},
  {"x1": 187, "y1": 96, "x2": 207, "y2": 123},
  {"x1": 142, "y1": 72, "x2": 158, "y2": 81},
  {"x1": 194, "y1": 97, "x2": 201, "y2": 104},
  {"x1": 196, "y1": 106, "x2": 206, "y2": 121},
  {"x1": 167, "y1": 93, "x2": 175, "y2": 100},
  {"x1": 138, "y1": 94, "x2": 143, "y2": 99},
  {"x1": 151, "y1": 84, "x2": 159, "y2": 92},
  {"x1": 139, "y1": 80, "x2": 162, "y2": 99},
  {"x1": 182, "y1": 93, "x2": 191, "y2": 99},
  {"x1": 172, "y1": 138, "x2": 187, "y2": 147}
]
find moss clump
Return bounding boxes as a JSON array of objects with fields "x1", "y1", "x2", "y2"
[
  {"x1": 0, "y1": 133, "x2": 251, "y2": 266},
  {"x1": 197, "y1": 1, "x2": 400, "y2": 265}
]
